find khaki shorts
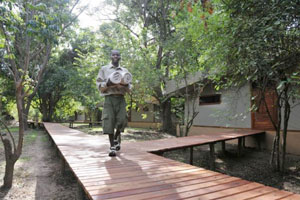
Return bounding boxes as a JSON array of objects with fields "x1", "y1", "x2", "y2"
[{"x1": 102, "y1": 95, "x2": 127, "y2": 134}]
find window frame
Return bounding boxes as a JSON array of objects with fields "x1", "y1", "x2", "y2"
[{"x1": 199, "y1": 94, "x2": 221, "y2": 105}]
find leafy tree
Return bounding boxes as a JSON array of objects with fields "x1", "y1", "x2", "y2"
[
  {"x1": 92, "y1": 0, "x2": 183, "y2": 134},
  {"x1": 0, "y1": 0, "x2": 82, "y2": 189},
  {"x1": 36, "y1": 51, "x2": 71, "y2": 122},
  {"x1": 220, "y1": 0, "x2": 300, "y2": 172},
  {"x1": 160, "y1": 0, "x2": 220, "y2": 136},
  {"x1": 68, "y1": 28, "x2": 103, "y2": 123}
]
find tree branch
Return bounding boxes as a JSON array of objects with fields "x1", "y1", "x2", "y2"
[
  {"x1": 22, "y1": 44, "x2": 52, "y2": 99},
  {"x1": 58, "y1": 0, "x2": 86, "y2": 37},
  {"x1": 29, "y1": 45, "x2": 46, "y2": 61},
  {"x1": 113, "y1": 18, "x2": 140, "y2": 38},
  {"x1": 0, "y1": 119, "x2": 17, "y2": 154}
]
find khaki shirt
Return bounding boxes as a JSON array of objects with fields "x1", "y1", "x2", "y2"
[{"x1": 96, "y1": 63, "x2": 132, "y2": 96}]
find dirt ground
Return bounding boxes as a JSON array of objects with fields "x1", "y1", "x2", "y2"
[
  {"x1": 0, "y1": 126, "x2": 299, "y2": 199},
  {"x1": 0, "y1": 128, "x2": 77, "y2": 200}
]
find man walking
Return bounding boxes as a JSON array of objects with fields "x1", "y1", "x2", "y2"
[{"x1": 96, "y1": 50, "x2": 132, "y2": 156}]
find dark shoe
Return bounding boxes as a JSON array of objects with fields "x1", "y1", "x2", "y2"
[
  {"x1": 108, "y1": 147, "x2": 116, "y2": 157},
  {"x1": 114, "y1": 140, "x2": 121, "y2": 151}
]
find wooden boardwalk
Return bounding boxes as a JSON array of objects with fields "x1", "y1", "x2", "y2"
[{"x1": 43, "y1": 123, "x2": 300, "y2": 200}]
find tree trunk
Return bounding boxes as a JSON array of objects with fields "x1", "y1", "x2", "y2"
[
  {"x1": 22, "y1": 98, "x2": 30, "y2": 130},
  {"x1": 161, "y1": 98, "x2": 175, "y2": 135},
  {"x1": 269, "y1": 91, "x2": 281, "y2": 171},
  {"x1": 41, "y1": 103, "x2": 51, "y2": 122},
  {"x1": 40, "y1": 95, "x2": 55, "y2": 122},
  {"x1": 270, "y1": 119, "x2": 281, "y2": 170},
  {"x1": 280, "y1": 88, "x2": 291, "y2": 172},
  {"x1": 23, "y1": 89, "x2": 38, "y2": 129},
  {"x1": 275, "y1": 128, "x2": 281, "y2": 170},
  {"x1": 2, "y1": 138, "x2": 17, "y2": 189}
]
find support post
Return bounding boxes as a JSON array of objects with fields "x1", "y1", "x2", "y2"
[
  {"x1": 190, "y1": 146, "x2": 194, "y2": 165},
  {"x1": 209, "y1": 143, "x2": 215, "y2": 170},
  {"x1": 238, "y1": 137, "x2": 243, "y2": 157},
  {"x1": 255, "y1": 135, "x2": 261, "y2": 150},
  {"x1": 221, "y1": 141, "x2": 226, "y2": 154}
]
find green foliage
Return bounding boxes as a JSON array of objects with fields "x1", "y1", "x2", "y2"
[
  {"x1": 220, "y1": 0, "x2": 300, "y2": 88},
  {"x1": 171, "y1": 97, "x2": 185, "y2": 124},
  {"x1": 216, "y1": 0, "x2": 300, "y2": 171},
  {"x1": 69, "y1": 29, "x2": 103, "y2": 120},
  {"x1": 0, "y1": 0, "x2": 79, "y2": 124},
  {"x1": 32, "y1": 28, "x2": 101, "y2": 121}
]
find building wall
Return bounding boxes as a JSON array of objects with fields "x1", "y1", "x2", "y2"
[
  {"x1": 76, "y1": 114, "x2": 85, "y2": 121},
  {"x1": 186, "y1": 83, "x2": 300, "y2": 131},
  {"x1": 187, "y1": 83, "x2": 252, "y2": 128},
  {"x1": 284, "y1": 99, "x2": 300, "y2": 130}
]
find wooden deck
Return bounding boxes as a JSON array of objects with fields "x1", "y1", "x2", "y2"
[{"x1": 43, "y1": 123, "x2": 300, "y2": 200}]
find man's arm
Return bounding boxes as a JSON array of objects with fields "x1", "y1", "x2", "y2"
[
  {"x1": 116, "y1": 84, "x2": 131, "y2": 93},
  {"x1": 96, "y1": 68, "x2": 108, "y2": 93}
]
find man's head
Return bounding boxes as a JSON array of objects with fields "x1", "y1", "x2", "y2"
[{"x1": 111, "y1": 50, "x2": 121, "y2": 67}]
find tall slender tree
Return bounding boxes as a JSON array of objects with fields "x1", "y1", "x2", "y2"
[{"x1": 0, "y1": 0, "x2": 83, "y2": 189}]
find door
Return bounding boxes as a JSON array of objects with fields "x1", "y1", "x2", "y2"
[{"x1": 251, "y1": 88, "x2": 278, "y2": 130}]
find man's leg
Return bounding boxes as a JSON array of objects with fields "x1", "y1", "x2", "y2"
[
  {"x1": 103, "y1": 96, "x2": 116, "y2": 157},
  {"x1": 114, "y1": 129, "x2": 121, "y2": 151},
  {"x1": 108, "y1": 133, "x2": 116, "y2": 156},
  {"x1": 115, "y1": 96, "x2": 127, "y2": 151},
  {"x1": 109, "y1": 133, "x2": 115, "y2": 147}
]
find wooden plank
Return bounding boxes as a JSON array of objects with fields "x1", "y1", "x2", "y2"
[
  {"x1": 43, "y1": 123, "x2": 300, "y2": 200},
  {"x1": 280, "y1": 194, "x2": 300, "y2": 200},
  {"x1": 81, "y1": 168, "x2": 214, "y2": 186},
  {"x1": 93, "y1": 178, "x2": 246, "y2": 200},
  {"x1": 185, "y1": 182, "x2": 263, "y2": 200},
  {"x1": 74, "y1": 165, "x2": 199, "y2": 178},
  {"x1": 72, "y1": 160, "x2": 187, "y2": 174},
  {"x1": 248, "y1": 190, "x2": 294, "y2": 200},
  {"x1": 84, "y1": 171, "x2": 221, "y2": 189},
  {"x1": 76, "y1": 164, "x2": 199, "y2": 180},
  {"x1": 88, "y1": 174, "x2": 232, "y2": 196},
  {"x1": 216, "y1": 186, "x2": 277, "y2": 200}
]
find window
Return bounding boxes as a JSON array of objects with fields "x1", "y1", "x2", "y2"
[
  {"x1": 143, "y1": 106, "x2": 149, "y2": 112},
  {"x1": 199, "y1": 94, "x2": 221, "y2": 105}
]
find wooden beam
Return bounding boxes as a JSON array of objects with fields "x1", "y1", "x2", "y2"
[
  {"x1": 238, "y1": 137, "x2": 244, "y2": 157},
  {"x1": 255, "y1": 134, "x2": 262, "y2": 150},
  {"x1": 190, "y1": 146, "x2": 194, "y2": 165},
  {"x1": 221, "y1": 141, "x2": 226, "y2": 154},
  {"x1": 209, "y1": 143, "x2": 215, "y2": 170}
]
